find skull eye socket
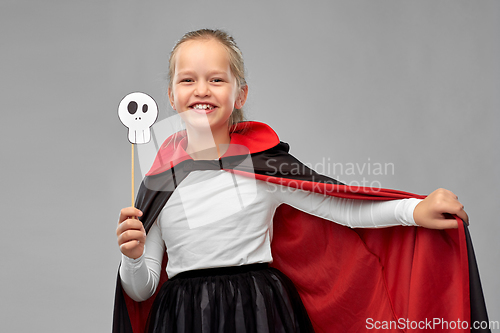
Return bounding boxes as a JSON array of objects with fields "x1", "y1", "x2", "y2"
[
  {"x1": 142, "y1": 104, "x2": 148, "y2": 113},
  {"x1": 128, "y1": 101, "x2": 138, "y2": 114}
]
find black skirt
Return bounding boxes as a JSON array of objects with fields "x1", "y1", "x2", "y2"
[{"x1": 146, "y1": 263, "x2": 315, "y2": 333}]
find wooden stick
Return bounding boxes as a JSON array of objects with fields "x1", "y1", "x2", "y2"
[{"x1": 131, "y1": 143, "x2": 135, "y2": 208}]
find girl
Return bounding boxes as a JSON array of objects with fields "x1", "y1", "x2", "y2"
[{"x1": 115, "y1": 29, "x2": 470, "y2": 332}]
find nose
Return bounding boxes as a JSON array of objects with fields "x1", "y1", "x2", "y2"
[{"x1": 194, "y1": 81, "x2": 210, "y2": 97}]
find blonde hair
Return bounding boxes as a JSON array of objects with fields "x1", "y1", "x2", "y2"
[{"x1": 168, "y1": 29, "x2": 247, "y2": 129}]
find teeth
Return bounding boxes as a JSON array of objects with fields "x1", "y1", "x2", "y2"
[{"x1": 192, "y1": 104, "x2": 214, "y2": 110}]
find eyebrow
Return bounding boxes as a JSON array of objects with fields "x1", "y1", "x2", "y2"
[{"x1": 176, "y1": 70, "x2": 229, "y2": 77}]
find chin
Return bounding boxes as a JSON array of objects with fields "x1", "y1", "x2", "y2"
[{"x1": 181, "y1": 111, "x2": 231, "y2": 131}]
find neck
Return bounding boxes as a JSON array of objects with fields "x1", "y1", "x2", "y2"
[{"x1": 184, "y1": 123, "x2": 231, "y2": 160}]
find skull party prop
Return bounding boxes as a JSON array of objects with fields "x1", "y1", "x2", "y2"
[{"x1": 118, "y1": 92, "x2": 159, "y2": 144}]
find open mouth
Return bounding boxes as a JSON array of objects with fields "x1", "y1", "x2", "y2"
[{"x1": 189, "y1": 103, "x2": 216, "y2": 113}]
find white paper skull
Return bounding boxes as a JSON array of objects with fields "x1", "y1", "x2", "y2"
[{"x1": 118, "y1": 92, "x2": 159, "y2": 144}]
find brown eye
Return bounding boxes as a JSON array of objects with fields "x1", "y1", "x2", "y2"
[{"x1": 142, "y1": 104, "x2": 148, "y2": 113}]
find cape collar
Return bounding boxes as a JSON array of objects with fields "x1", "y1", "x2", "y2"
[{"x1": 146, "y1": 121, "x2": 280, "y2": 176}]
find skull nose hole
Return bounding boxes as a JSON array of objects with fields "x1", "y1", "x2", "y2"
[
  {"x1": 142, "y1": 104, "x2": 148, "y2": 113},
  {"x1": 128, "y1": 101, "x2": 138, "y2": 114}
]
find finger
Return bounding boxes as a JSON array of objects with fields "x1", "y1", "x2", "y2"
[
  {"x1": 120, "y1": 239, "x2": 143, "y2": 252},
  {"x1": 435, "y1": 188, "x2": 460, "y2": 204},
  {"x1": 118, "y1": 229, "x2": 147, "y2": 246},
  {"x1": 118, "y1": 235, "x2": 145, "y2": 249},
  {"x1": 439, "y1": 218, "x2": 459, "y2": 229},
  {"x1": 118, "y1": 228, "x2": 146, "y2": 242},
  {"x1": 119, "y1": 207, "x2": 143, "y2": 223},
  {"x1": 116, "y1": 218, "x2": 145, "y2": 236},
  {"x1": 119, "y1": 207, "x2": 143, "y2": 224},
  {"x1": 444, "y1": 189, "x2": 458, "y2": 200},
  {"x1": 442, "y1": 188, "x2": 456, "y2": 196},
  {"x1": 455, "y1": 209, "x2": 469, "y2": 226},
  {"x1": 444, "y1": 199, "x2": 469, "y2": 226}
]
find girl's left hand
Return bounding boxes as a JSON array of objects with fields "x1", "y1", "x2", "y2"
[{"x1": 413, "y1": 188, "x2": 469, "y2": 229}]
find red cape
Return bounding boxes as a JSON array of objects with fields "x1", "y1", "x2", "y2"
[{"x1": 113, "y1": 121, "x2": 488, "y2": 333}]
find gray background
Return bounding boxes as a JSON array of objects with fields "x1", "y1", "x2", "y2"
[{"x1": 1, "y1": 0, "x2": 498, "y2": 332}]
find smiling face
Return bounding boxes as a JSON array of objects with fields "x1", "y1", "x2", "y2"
[{"x1": 168, "y1": 38, "x2": 247, "y2": 132}]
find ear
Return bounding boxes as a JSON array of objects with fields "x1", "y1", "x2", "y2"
[
  {"x1": 168, "y1": 87, "x2": 176, "y2": 110},
  {"x1": 234, "y1": 85, "x2": 249, "y2": 109}
]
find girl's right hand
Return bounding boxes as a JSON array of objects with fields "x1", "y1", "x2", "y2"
[{"x1": 117, "y1": 207, "x2": 146, "y2": 259}]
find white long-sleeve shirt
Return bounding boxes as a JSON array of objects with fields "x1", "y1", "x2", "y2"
[{"x1": 120, "y1": 169, "x2": 421, "y2": 302}]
